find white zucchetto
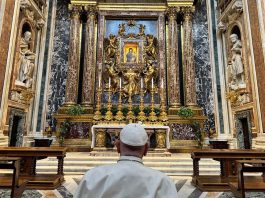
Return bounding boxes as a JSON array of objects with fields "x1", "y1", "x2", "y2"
[{"x1": 120, "y1": 123, "x2": 148, "y2": 146}]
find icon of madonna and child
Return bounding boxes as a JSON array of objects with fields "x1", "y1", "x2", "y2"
[{"x1": 124, "y1": 44, "x2": 138, "y2": 63}]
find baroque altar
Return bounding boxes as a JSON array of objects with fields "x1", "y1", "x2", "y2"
[{"x1": 53, "y1": 0, "x2": 207, "y2": 150}]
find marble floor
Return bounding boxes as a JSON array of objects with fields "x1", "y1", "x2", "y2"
[{"x1": 1, "y1": 175, "x2": 265, "y2": 198}]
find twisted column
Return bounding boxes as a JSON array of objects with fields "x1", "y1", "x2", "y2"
[
  {"x1": 64, "y1": 5, "x2": 81, "y2": 105},
  {"x1": 82, "y1": 6, "x2": 97, "y2": 108},
  {"x1": 182, "y1": 7, "x2": 197, "y2": 106},
  {"x1": 166, "y1": 7, "x2": 181, "y2": 110}
]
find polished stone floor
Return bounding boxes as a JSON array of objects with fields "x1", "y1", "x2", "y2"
[{"x1": 1, "y1": 175, "x2": 265, "y2": 198}]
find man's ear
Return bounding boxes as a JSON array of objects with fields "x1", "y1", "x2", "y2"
[
  {"x1": 143, "y1": 143, "x2": 149, "y2": 156},
  {"x1": 115, "y1": 140, "x2": 121, "y2": 154}
]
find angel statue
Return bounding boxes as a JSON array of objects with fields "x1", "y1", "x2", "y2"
[
  {"x1": 104, "y1": 34, "x2": 118, "y2": 62},
  {"x1": 123, "y1": 69, "x2": 140, "y2": 97},
  {"x1": 144, "y1": 34, "x2": 158, "y2": 61},
  {"x1": 105, "y1": 63, "x2": 119, "y2": 93},
  {"x1": 118, "y1": 23, "x2": 126, "y2": 36},
  {"x1": 143, "y1": 60, "x2": 157, "y2": 92}
]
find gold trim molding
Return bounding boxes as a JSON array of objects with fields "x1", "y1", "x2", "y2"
[{"x1": 70, "y1": 0, "x2": 195, "y2": 11}]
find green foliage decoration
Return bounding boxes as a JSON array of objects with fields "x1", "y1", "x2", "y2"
[
  {"x1": 178, "y1": 107, "x2": 194, "y2": 118},
  {"x1": 67, "y1": 105, "x2": 85, "y2": 116}
]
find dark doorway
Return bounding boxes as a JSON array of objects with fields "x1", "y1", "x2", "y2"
[
  {"x1": 10, "y1": 116, "x2": 22, "y2": 146},
  {"x1": 240, "y1": 118, "x2": 251, "y2": 149}
]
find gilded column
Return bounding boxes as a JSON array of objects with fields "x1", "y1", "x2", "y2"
[
  {"x1": 167, "y1": 7, "x2": 181, "y2": 111},
  {"x1": 82, "y1": 6, "x2": 97, "y2": 109},
  {"x1": 64, "y1": 5, "x2": 81, "y2": 105},
  {"x1": 182, "y1": 7, "x2": 197, "y2": 106}
]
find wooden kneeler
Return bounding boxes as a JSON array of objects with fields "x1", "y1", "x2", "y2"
[
  {"x1": 229, "y1": 160, "x2": 265, "y2": 198},
  {"x1": 0, "y1": 157, "x2": 28, "y2": 198}
]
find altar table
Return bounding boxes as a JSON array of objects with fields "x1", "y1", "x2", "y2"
[{"x1": 91, "y1": 125, "x2": 170, "y2": 149}]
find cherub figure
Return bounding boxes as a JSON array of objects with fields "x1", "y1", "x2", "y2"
[
  {"x1": 138, "y1": 24, "x2": 145, "y2": 36},
  {"x1": 118, "y1": 23, "x2": 126, "y2": 36}
]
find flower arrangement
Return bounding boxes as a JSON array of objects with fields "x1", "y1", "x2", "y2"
[{"x1": 177, "y1": 107, "x2": 194, "y2": 118}]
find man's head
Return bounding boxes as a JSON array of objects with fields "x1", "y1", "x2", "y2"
[
  {"x1": 116, "y1": 123, "x2": 148, "y2": 158},
  {"x1": 230, "y1": 34, "x2": 238, "y2": 43},
  {"x1": 24, "y1": 31, "x2": 32, "y2": 42}
]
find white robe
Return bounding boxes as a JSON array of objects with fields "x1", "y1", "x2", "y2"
[{"x1": 74, "y1": 156, "x2": 178, "y2": 198}]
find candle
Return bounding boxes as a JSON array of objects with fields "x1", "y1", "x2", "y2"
[
  {"x1": 98, "y1": 75, "x2": 101, "y2": 88},
  {"x1": 120, "y1": 77, "x2": 122, "y2": 89},
  {"x1": 109, "y1": 77, "x2": 111, "y2": 88},
  {"x1": 161, "y1": 78, "x2": 163, "y2": 88},
  {"x1": 151, "y1": 78, "x2": 154, "y2": 89},
  {"x1": 141, "y1": 78, "x2": 143, "y2": 89}
]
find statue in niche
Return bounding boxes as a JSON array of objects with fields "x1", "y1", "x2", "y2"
[
  {"x1": 17, "y1": 31, "x2": 35, "y2": 88},
  {"x1": 228, "y1": 33, "x2": 245, "y2": 90},
  {"x1": 144, "y1": 34, "x2": 158, "y2": 61},
  {"x1": 123, "y1": 69, "x2": 139, "y2": 97},
  {"x1": 105, "y1": 34, "x2": 118, "y2": 62}
]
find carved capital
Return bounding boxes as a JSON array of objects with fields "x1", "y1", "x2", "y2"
[
  {"x1": 181, "y1": 6, "x2": 195, "y2": 21},
  {"x1": 84, "y1": 5, "x2": 98, "y2": 17},
  {"x1": 20, "y1": 0, "x2": 31, "y2": 10},
  {"x1": 68, "y1": 4, "x2": 82, "y2": 19},
  {"x1": 217, "y1": 21, "x2": 226, "y2": 32},
  {"x1": 36, "y1": 18, "x2": 45, "y2": 29},
  {"x1": 232, "y1": 0, "x2": 243, "y2": 13},
  {"x1": 166, "y1": 6, "x2": 180, "y2": 20}
]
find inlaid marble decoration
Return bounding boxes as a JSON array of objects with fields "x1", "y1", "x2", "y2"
[
  {"x1": 66, "y1": 122, "x2": 90, "y2": 139},
  {"x1": 47, "y1": 0, "x2": 70, "y2": 128},
  {"x1": 171, "y1": 124, "x2": 195, "y2": 140},
  {"x1": 193, "y1": 0, "x2": 215, "y2": 132}
]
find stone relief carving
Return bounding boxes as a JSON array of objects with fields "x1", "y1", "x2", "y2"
[
  {"x1": 228, "y1": 33, "x2": 245, "y2": 90},
  {"x1": 17, "y1": 31, "x2": 36, "y2": 88}
]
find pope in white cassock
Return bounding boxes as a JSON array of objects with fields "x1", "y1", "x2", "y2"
[{"x1": 74, "y1": 123, "x2": 178, "y2": 198}]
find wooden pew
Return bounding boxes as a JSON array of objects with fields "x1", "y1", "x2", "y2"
[
  {"x1": 0, "y1": 157, "x2": 28, "y2": 198},
  {"x1": 229, "y1": 160, "x2": 265, "y2": 198},
  {"x1": 191, "y1": 149, "x2": 265, "y2": 191},
  {"x1": 0, "y1": 147, "x2": 67, "y2": 190}
]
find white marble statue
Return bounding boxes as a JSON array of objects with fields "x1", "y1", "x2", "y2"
[
  {"x1": 17, "y1": 31, "x2": 35, "y2": 88},
  {"x1": 228, "y1": 34, "x2": 245, "y2": 90}
]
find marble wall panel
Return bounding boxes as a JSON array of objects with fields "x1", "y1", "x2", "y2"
[
  {"x1": 247, "y1": 0, "x2": 265, "y2": 132},
  {"x1": 0, "y1": 0, "x2": 15, "y2": 105},
  {"x1": 193, "y1": 0, "x2": 215, "y2": 132},
  {"x1": 65, "y1": 122, "x2": 90, "y2": 139},
  {"x1": 47, "y1": 0, "x2": 70, "y2": 127},
  {"x1": 171, "y1": 124, "x2": 195, "y2": 140}
]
